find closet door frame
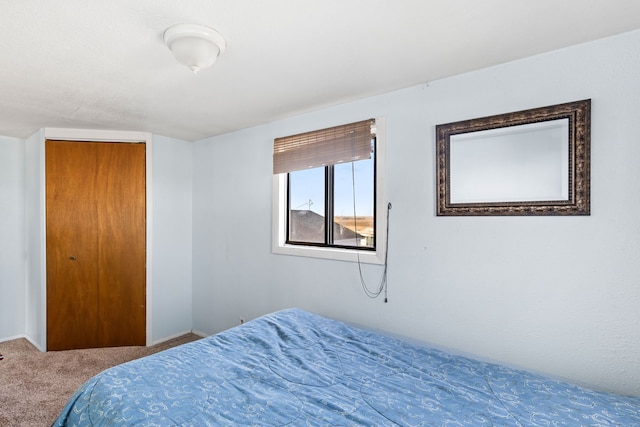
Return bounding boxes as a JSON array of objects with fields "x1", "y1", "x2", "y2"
[{"x1": 43, "y1": 128, "x2": 154, "y2": 349}]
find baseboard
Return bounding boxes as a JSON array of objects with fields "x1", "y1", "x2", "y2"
[
  {"x1": 191, "y1": 329, "x2": 210, "y2": 338},
  {"x1": 151, "y1": 329, "x2": 209, "y2": 346},
  {"x1": 2, "y1": 332, "x2": 206, "y2": 351},
  {"x1": 151, "y1": 330, "x2": 194, "y2": 346},
  {"x1": 24, "y1": 334, "x2": 46, "y2": 352},
  {"x1": 0, "y1": 334, "x2": 45, "y2": 352},
  {"x1": 0, "y1": 334, "x2": 27, "y2": 344}
]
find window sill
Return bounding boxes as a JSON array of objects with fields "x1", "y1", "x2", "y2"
[{"x1": 272, "y1": 243, "x2": 384, "y2": 265}]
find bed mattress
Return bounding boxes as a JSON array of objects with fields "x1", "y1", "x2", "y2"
[{"x1": 53, "y1": 308, "x2": 640, "y2": 426}]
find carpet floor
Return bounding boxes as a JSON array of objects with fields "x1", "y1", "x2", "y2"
[{"x1": 0, "y1": 334, "x2": 201, "y2": 427}]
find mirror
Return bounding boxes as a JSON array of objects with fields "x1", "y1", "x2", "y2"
[{"x1": 436, "y1": 99, "x2": 590, "y2": 216}]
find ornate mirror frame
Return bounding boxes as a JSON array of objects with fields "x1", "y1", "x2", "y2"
[{"x1": 436, "y1": 99, "x2": 590, "y2": 216}]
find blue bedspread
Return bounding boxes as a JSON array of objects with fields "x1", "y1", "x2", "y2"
[{"x1": 53, "y1": 308, "x2": 640, "y2": 426}]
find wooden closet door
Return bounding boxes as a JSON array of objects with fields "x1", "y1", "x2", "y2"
[
  {"x1": 46, "y1": 142, "x2": 100, "y2": 350},
  {"x1": 46, "y1": 140, "x2": 146, "y2": 351},
  {"x1": 96, "y1": 143, "x2": 146, "y2": 347}
]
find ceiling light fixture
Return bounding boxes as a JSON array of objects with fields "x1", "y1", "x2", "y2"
[{"x1": 163, "y1": 24, "x2": 226, "y2": 74}]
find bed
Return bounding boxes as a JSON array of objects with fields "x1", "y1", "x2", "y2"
[{"x1": 53, "y1": 308, "x2": 640, "y2": 426}]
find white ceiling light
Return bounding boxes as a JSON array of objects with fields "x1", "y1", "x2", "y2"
[{"x1": 163, "y1": 24, "x2": 226, "y2": 74}]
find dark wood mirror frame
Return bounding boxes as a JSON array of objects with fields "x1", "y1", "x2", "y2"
[{"x1": 436, "y1": 99, "x2": 590, "y2": 216}]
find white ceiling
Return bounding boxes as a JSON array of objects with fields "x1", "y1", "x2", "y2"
[{"x1": 1, "y1": 1, "x2": 640, "y2": 142}]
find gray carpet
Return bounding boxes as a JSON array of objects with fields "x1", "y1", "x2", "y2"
[{"x1": 0, "y1": 334, "x2": 201, "y2": 427}]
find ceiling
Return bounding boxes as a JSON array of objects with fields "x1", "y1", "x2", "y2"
[{"x1": 1, "y1": 1, "x2": 640, "y2": 142}]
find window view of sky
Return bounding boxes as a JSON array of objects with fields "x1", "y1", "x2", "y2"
[{"x1": 289, "y1": 157, "x2": 374, "y2": 218}]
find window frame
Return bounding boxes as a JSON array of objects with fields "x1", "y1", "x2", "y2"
[
  {"x1": 286, "y1": 145, "x2": 377, "y2": 250},
  {"x1": 272, "y1": 117, "x2": 386, "y2": 265}
]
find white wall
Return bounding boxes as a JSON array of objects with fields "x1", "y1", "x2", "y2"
[
  {"x1": 0, "y1": 136, "x2": 26, "y2": 340},
  {"x1": 24, "y1": 130, "x2": 45, "y2": 349},
  {"x1": 151, "y1": 135, "x2": 194, "y2": 343},
  {"x1": 192, "y1": 29, "x2": 640, "y2": 396}
]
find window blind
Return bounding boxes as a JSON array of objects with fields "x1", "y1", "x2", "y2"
[{"x1": 273, "y1": 119, "x2": 374, "y2": 174}]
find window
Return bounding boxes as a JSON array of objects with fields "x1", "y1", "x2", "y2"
[
  {"x1": 272, "y1": 118, "x2": 386, "y2": 264},
  {"x1": 287, "y1": 145, "x2": 375, "y2": 249}
]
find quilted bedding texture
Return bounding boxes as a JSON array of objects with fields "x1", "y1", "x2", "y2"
[{"x1": 52, "y1": 308, "x2": 640, "y2": 426}]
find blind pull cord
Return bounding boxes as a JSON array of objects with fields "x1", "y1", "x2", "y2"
[{"x1": 351, "y1": 161, "x2": 391, "y2": 302}]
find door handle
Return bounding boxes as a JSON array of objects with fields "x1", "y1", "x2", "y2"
[{"x1": 69, "y1": 256, "x2": 77, "y2": 261}]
